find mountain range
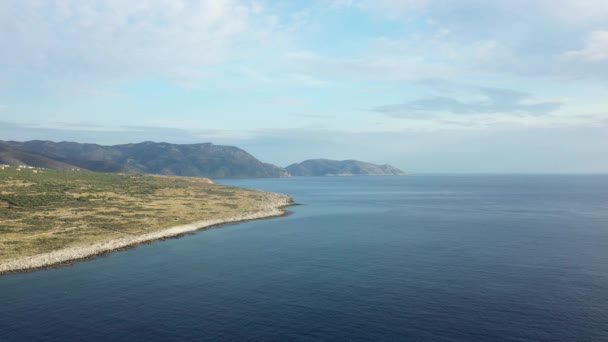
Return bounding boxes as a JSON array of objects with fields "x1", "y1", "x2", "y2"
[
  {"x1": 0, "y1": 140, "x2": 288, "y2": 178},
  {"x1": 0, "y1": 140, "x2": 406, "y2": 178}
]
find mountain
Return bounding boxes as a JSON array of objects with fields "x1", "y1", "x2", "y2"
[
  {"x1": 286, "y1": 159, "x2": 407, "y2": 176},
  {"x1": 0, "y1": 144, "x2": 77, "y2": 170},
  {"x1": 1, "y1": 140, "x2": 289, "y2": 179}
]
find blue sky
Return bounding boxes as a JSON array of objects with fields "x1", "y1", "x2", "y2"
[{"x1": 1, "y1": 0, "x2": 607, "y2": 172}]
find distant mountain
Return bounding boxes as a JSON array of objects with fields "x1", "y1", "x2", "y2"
[
  {"x1": 0, "y1": 144, "x2": 76, "y2": 170},
  {"x1": 1, "y1": 140, "x2": 289, "y2": 179},
  {"x1": 286, "y1": 159, "x2": 407, "y2": 176}
]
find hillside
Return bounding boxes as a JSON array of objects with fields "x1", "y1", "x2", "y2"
[
  {"x1": 1, "y1": 140, "x2": 289, "y2": 179},
  {"x1": 0, "y1": 166, "x2": 291, "y2": 273},
  {"x1": 0, "y1": 144, "x2": 77, "y2": 170},
  {"x1": 286, "y1": 159, "x2": 407, "y2": 176}
]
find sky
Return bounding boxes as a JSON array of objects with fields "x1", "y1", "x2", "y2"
[{"x1": 1, "y1": 0, "x2": 607, "y2": 172}]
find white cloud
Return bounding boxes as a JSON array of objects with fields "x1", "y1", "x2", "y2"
[
  {"x1": 3, "y1": 0, "x2": 605, "y2": 88},
  {"x1": 324, "y1": 1, "x2": 608, "y2": 80},
  {"x1": 329, "y1": 0, "x2": 354, "y2": 8},
  {"x1": 356, "y1": 0, "x2": 429, "y2": 15},
  {"x1": 0, "y1": 0, "x2": 254, "y2": 83},
  {"x1": 562, "y1": 31, "x2": 608, "y2": 62},
  {"x1": 286, "y1": 73, "x2": 330, "y2": 87},
  {"x1": 537, "y1": 0, "x2": 608, "y2": 24},
  {"x1": 354, "y1": 0, "x2": 608, "y2": 24},
  {"x1": 286, "y1": 47, "x2": 457, "y2": 81},
  {"x1": 267, "y1": 97, "x2": 306, "y2": 106}
]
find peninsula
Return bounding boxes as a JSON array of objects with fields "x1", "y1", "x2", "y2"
[
  {"x1": 286, "y1": 159, "x2": 407, "y2": 177},
  {"x1": 0, "y1": 166, "x2": 292, "y2": 274}
]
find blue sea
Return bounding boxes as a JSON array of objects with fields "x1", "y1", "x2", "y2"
[{"x1": 1, "y1": 175, "x2": 608, "y2": 341}]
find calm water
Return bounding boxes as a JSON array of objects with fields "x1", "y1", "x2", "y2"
[{"x1": 1, "y1": 175, "x2": 608, "y2": 341}]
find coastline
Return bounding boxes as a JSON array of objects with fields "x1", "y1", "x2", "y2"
[{"x1": 0, "y1": 192, "x2": 293, "y2": 275}]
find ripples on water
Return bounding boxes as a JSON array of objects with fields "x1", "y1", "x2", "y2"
[{"x1": 1, "y1": 175, "x2": 607, "y2": 341}]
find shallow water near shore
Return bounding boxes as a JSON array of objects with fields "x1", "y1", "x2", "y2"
[{"x1": 1, "y1": 175, "x2": 608, "y2": 341}]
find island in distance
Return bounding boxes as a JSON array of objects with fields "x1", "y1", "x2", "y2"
[{"x1": 286, "y1": 159, "x2": 407, "y2": 177}]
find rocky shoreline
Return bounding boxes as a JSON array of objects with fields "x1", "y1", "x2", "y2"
[{"x1": 0, "y1": 192, "x2": 293, "y2": 275}]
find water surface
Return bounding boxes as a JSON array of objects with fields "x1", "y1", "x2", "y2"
[{"x1": 1, "y1": 175, "x2": 608, "y2": 341}]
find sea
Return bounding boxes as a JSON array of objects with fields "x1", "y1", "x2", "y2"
[{"x1": 1, "y1": 175, "x2": 607, "y2": 341}]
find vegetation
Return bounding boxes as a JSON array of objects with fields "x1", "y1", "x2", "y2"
[
  {"x1": 286, "y1": 159, "x2": 407, "y2": 176},
  {"x1": 0, "y1": 166, "x2": 273, "y2": 263},
  {"x1": 1, "y1": 140, "x2": 289, "y2": 178}
]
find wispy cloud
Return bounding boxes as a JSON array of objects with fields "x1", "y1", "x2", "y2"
[
  {"x1": 221, "y1": 126, "x2": 608, "y2": 173},
  {"x1": 353, "y1": 0, "x2": 608, "y2": 24},
  {"x1": 562, "y1": 31, "x2": 608, "y2": 62},
  {"x1": 286, "y1": 73, "x2": 330, "y2": 87},
  {"x1": 0, "y1": 0, "x2": 257, "y2": 84},
  {"x1": 267, "y1": 97, "x2": 306, "y2": 106},
  {"x1": 332, "y1": 0, "x2": 608, "y2": 80},
  {"x1": 0, "y1": 121, "x2": 233, "y2": 145},
  {"x1": 286, "y1": 49, "x2": 457, "y2": 81},
  {"x1": 372, "y1": 85, "x2": 562, "y2": 117}
]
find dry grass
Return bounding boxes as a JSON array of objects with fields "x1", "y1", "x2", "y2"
[{"x1": 0, "y1": 167, "x2": 281, "y2": 263}]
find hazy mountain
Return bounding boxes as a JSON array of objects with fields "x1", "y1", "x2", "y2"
[
  {"x1": 0, "y1": 143, "x2": 77, "y2": 170},
  {"x1": 2, "y1": 140, "x2": 289, "y2": 179},
  {"x1": 286, "y1": 159, "x2": 407, "y2": 176}
]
